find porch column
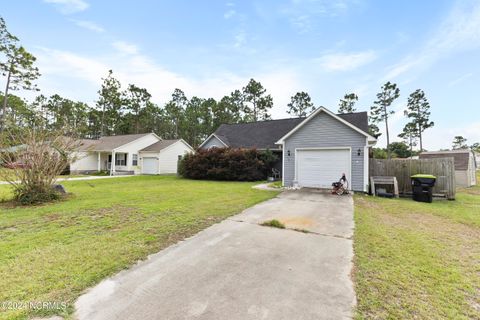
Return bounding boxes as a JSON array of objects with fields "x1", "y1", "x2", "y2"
[
  {"x1": 110, "y1": 151, "x2": 116, "y2": 176},
  {"x1": 97, "y1": 152, "x2": 101, "y2": 172}
]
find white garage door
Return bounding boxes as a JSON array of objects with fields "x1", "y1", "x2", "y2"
[
  {"x1": 142, "y1": 157, "x2": 159, "y2": 174},
  {"x1": 297, "y1": 149, "x2": 351, "y2": 188}
]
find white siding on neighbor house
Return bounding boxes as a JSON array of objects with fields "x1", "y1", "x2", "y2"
[
  {"x1": 114, "y1": 133, "x2": 160, "y2": 174},
  {"x1": 201, "y1": 135, "x2": 226, "y2": 149},
  {"x1": 159, "y1": 141, "x2": 193, "y2": 174},
  {"x1": 283, "y1": 112, "x2": 367, "y2": 191},
  {"x1": 71, "y1": 152, "x2": 97, "y2": 172}
]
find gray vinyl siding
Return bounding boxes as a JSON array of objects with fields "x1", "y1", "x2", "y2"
[
  {"x1": 283, "y1": 112, "x2": 367, "y2": 191},
  {"x1": 201, "y1": 136, "x2": 226, "y2": 149}
]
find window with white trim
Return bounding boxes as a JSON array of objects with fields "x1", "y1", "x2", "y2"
[
  {"x1": 132, "y1": 154, "x2": 138, "y2": 166},
  {"x1": 115, "y1": 153, "x2": 126, "y2": 166}
]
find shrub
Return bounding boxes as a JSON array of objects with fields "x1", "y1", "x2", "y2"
[
  {"x1": 260, "y1": 219, "x2": 285, "y2": 229},
  {"x1": 179, "y1": 148, "x2": 278, "y2": 181}
]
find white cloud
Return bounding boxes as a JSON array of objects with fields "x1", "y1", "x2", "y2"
[
  {"x1": 383, "y1": 0, "x2": 480, "y2": 81},
  {"x1": 224, "y1": 9, "x2": 236, "y2": 19},
  {"x1": 44, "y1": 0, "x2": 89, "y2": 14},
  {"x1": 315, "y1": 50, "x2": 377, "y2": 71},
  {"x1": 448, "y1": 72, "x2": 473, "y2": 87},
  {"x1": 112, "y1": 41, "x2": 139, "y2": 55},
  {"x1": 233, "y1": 31, "x2": 246, "y2": 48},
  {"x1": 71, "y1": 19, "x2": 104, "y2": 33}
]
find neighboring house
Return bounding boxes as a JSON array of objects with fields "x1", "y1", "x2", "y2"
[
  {"x1": 420, "y1": 149, "x2": 477, "y2": 187},
  {"x1": 71, "y1": 133, "x2": 194, "y2": 175},
  {"x1": 199, "y1": 107, "x2": 376, "y2": 191}
]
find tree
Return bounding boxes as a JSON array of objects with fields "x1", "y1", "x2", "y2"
[
  {"x1": 0, "y1": 17, "x2": 40, "y2": 130},
  {"x1": 452, "y1": 136, "x2": 468, "y2": 150},
  {"x1": 242, "y1": 79, "x2": 273, "y2": 121},
  {"x1": 338, "y1": 93, "x2": 358, "y2": 114},
  {"x1": 96, "y1": 70, "x2": 122, "y2": 137},
  {"x1": 123, "y1": 84, "x2": 151, "y2": 133},
  {"x1": 404, "y1": 89, "x2": 434, "y2": 151},
  {"x1": 370, "y1": 81, "x2": 400, "y2": 158},
  {"x1": 0, "y1": 127, "x2": 81, "y2": 204},
  {"x1": 387, "y1": 141, "x2": 412, "y2": 158},
  {"x1": 398, "y1": 122, "x2": 418, "y2": 155},
  {"x1": 287, "y1": 91, "x2": 315, "y2": 117},
  {"x1": 368, "y1": 123, "x2": 382, "y2": 139},
  {"x1": 471, "y1": 142, "x2": 480, "y2": 153},
  {"x1": 164, "y1": 88, "x2": 187, "y2": 138}
]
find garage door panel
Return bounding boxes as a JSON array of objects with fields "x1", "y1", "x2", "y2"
[
  {"x1": 142, "y1": 157, "x2": 159, "y2": 174},
  {"x1": 297, "y1": 149, "x2": 350, "y2": 188}
]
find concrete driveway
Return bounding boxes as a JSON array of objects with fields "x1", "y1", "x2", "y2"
[{"x1": 75, "y1": 189, "x2": 355, "y2": 320}]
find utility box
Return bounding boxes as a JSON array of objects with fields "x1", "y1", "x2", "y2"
[{"x1": 411, "y1": 174, "x2": 436, "y2": 203}]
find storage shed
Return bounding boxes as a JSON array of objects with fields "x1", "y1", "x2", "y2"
[{"x1": 419, "y1": 149, "x2": 477, "y2": 187}]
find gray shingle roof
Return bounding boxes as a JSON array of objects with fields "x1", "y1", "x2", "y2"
[
  {"x1": 140, "y1": 139, "x2": 179, "y2": 152},
  {"x1": 211, "y1": 111, "x2": 369, "y2": 149},
  {"x1": 78, "y1": 133, "x2": 153, "y2": 151},
  {"x1": 420, "y1": 149, "x2": 472, "y2": 171}
]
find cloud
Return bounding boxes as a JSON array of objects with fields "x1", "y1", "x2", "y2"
[
  {"x1": 448, "y1": 72, "x2": 473, "y2": 87},
  {"x1": 71, "y1": 19, "x2": 104, "y2": 33},
  {"x1": 43, "y1": 0, "x2": 89, "y2": 14},
  {"x1": 280, "y1": 0, "x2": 359, "y2": 33},
  {"x1": 383, "y1": 0, "x2": 480, "y2": 81},
  {"x1": 112, "y1": 41, "x2": 139, "y2": 55},
  {"x1": 315, "y1": 50, "x2": 377, "y2": 71},
  {"x1": 224, "y1": 9, "x2": 236, "y2": 19}
]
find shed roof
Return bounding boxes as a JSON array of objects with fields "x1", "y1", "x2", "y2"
[{"x1": 419, "y1": 149, "x2": 472, "y2": 171}]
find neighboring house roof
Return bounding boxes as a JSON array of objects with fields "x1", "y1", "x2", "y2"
[
  {"x1": 202, "y1": 109, "x2": 372, "y2": 150},
  {"x1": 140, "y1": 139, "x2": 181, "y2": 152},
  {"x1": 420, "y1": 149, "x2": 473, "y2": 171},
  {"x1": 77, "y1": 133, "x2": 153, "y2": 151}
]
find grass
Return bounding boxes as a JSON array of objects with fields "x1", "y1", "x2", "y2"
[
  {"x1": 260, "y1": 219, "x2": 285, "y2": 229},
  {"x1": 268, "y1": 181, "x2": 283, "y2": 189},
  {"x1": 0, "y1": 175, "x2": 279, "y2": 320},
  {"x1": 0, "y1": 168, "x2": 89, "y2": 181},
  {"x1": 354, "y1": 172, "x2": 480, "y2": 319}
]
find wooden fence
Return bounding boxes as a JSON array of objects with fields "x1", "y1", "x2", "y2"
[{"x1": 369, "y1": 158, "x2": 456, "y2": 199}]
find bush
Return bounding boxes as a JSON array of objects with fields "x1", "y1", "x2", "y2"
[{"x1": 179, "y1": 148, "x2": 278, "y2": 181}]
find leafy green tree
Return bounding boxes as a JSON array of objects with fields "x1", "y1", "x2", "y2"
[
  {"x1": 372, "y1": 147, "x2": 388, "y2": 159},
  {"x1": 0, "y1": 17, "x2": 40, "y2": 130},
  {"x1": 368, "y1": 123, "x2": 381, "y2": 139},
  {"x1": 398, "y1": 122, "x2": 418, "y2": 154},
  {"x1": 370, "y1": 81, "x2": 400, "y2": 158},
  {"x1": 470, "y1": 142, "x2": 480, "y2": 153},
  {"x1": 96, "y1": 70, "x2": 122, "y2": 136},
  {"x1": 452, "y1": 136, "x2": 468, "y2": 150},
  {"x1": 123, "y1": 84, "x2": 151, "y2": 133},
  {"x1": 242, "y1": 79, "x2": 273, "y2": 121},
  {"x1": 387, "y1": 141, "x2": 412, "y2": 158},
  {"x1": 165, "y1": 88, "x2": 187, "y2": 138},
  {"x1": 287, "y1": 91, "x2": 315, "y2": 117},
  {"x1": 404, "y1": 89, "x2": 434, "y2": 151},
  {"x1": 338, "y1": 93, "x2": 358, "y2": 114},
  {"x1": 213, "y1": 91, "x2": 243, "y2": 129}
]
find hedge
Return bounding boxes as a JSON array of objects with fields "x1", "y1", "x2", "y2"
[{"x1": 178, "y1": 148, "x2": 277, "y2": 181}]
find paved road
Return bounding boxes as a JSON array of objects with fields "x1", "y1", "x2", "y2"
[{"x1": 75, "y1": 189, "x2": 355, "y2": 320}]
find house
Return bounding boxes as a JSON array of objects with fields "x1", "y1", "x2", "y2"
[
  {"x1": 420, "y1": 149, "x2": 477, "y2": 187},
  {"x1": 199, "y1": 107, "x2": 376, "y2": 191},
  {"x1": 71, "y1": 133, "x2": 194, "y2": 175}
]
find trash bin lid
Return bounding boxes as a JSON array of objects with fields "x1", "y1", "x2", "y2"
[{"x1": 411, "y1": 174, "x2": 436, "y2": 179}]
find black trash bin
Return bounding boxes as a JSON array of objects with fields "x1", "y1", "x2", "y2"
[{"x1": 411, "y1": 174, "x2": 436, "y2": 203}]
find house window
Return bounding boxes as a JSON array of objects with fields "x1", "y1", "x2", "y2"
[
  {"x1": 115, "y1": 153, "x2": 126, "y2": 166},
  {"x1": 132, "y1": 154, "x2": 138, "y2": 166},
  {"x1": 178, "y1": 155, "x2": 183, "y2": 161}
]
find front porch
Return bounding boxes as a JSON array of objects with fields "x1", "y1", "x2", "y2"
[{"x1": 96, "y1": 152, "x2": 134, "y2": 176}]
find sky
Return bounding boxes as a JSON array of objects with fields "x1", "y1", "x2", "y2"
[{"x1": 2, "y1": 0, "x2": 480, "y2": 150}]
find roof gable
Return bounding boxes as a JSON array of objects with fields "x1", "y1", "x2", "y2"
[
  {"x1": 81, "y1": 133, "x2": 160, "y2": 151},
  {"x1": 140, "y1": 139, "x2": 194, "y2": 152},
  {"x1": 276, "y1": 107, "x2": 375, "y2": 144}
]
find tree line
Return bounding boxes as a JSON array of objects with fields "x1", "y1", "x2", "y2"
[{"x1": 0, "y1": 15, "x2": 478, "y2": 153}]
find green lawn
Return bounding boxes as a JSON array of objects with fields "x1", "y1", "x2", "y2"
[
  {"x1": 0, "y1": 176, "x2": 278, "y2": 320},
  {"x1": 354, "y1": 173, "x2": 480, "y2": 319}
]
